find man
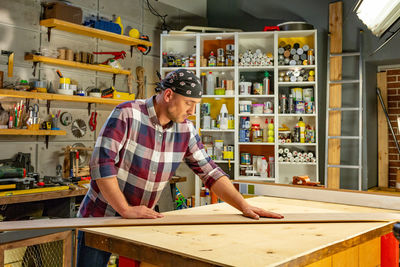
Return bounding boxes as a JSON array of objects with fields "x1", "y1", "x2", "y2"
[{"x1": 76, "y1": 69, "x2": 283, "y2": 266}]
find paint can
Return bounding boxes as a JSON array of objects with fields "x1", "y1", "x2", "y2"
[{"x1": 240, "y1": 153, "x2": 251, "y2": 165}]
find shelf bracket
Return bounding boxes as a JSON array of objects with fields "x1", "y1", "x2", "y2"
[
  {"x1": 112, "y1": 74, "x2": 116, "y2": 86},
  {"x1": 47, "y1": 27, "x2": 54, "y2": 42},
  {"x1": 88, "y1": 103, "x2": 92, "y2": 116},
  {"x1": 130, "y1": 46, "x2": 134, "y2": 57},
  {"x1": 32, "y1": 62, "x2": 38, "y2": 77},
  {"x1": 45, "y1": 135, "x2": 49, "y2": 149},
  {"x1": 47, "y1": 100, "x2": 51, "y2": 114}
]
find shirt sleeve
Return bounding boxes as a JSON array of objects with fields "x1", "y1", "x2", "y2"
[
  {"x1": 184, "y1": 122, "x2": 228, "y2": 189},
  {"x1": 90, "y1": 105, "x2": 129, "y2": 180}
]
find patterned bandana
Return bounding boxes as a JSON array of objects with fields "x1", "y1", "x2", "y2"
[{"x1": 160, "y1": 69, "x2": 203, "y2": 98}]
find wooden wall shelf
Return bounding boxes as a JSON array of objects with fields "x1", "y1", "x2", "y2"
[
  {"x1": 25, "y1": 54, "x2": 131, "y2": 75},
  {"x1": 40, "y1": 18, "x2": 152, "y2": 47},
  {"x1": 0, "y1": 89, "x2": 126, "y2": 105},
  {"x1": 0, "y1": 129, "x2": 66, "y2": 135}
]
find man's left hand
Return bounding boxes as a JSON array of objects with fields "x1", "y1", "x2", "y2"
[{"x1": 242, "y1": 206, "x2": 284, "y2": 220}]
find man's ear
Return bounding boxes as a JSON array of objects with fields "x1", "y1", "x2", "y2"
[{"x1": 163, "y1": 88, "x2": 174, "y2": 103}]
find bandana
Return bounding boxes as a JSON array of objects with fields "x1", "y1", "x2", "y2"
[{"x1": 160, "y1": 69, "x2": 203, "y2": 98}]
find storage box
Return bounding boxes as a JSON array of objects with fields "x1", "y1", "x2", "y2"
[
  {"x1": 113, "y1": 91, "x2": 135, "y2": 101},
  {"x1": 43, "y1": 2, "x2": 83, "y2": 24}
]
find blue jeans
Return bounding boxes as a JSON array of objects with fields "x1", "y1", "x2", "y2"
[{"x1": 76, "y1": 231, "x2": 111, "y2": 267}]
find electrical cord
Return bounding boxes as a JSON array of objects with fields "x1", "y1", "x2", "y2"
[{"x1": 145, "y1": 0, "x2": 170, "y2": 31}]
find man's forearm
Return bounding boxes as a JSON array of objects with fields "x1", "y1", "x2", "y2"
[
  {"x1": 209, "y1": 176, "x2": 249, "y2": 212},
  {"x1": 95, "y1": 176, "x2": 130, "y2": 216}
]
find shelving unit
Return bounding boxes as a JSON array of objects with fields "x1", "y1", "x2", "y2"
[
  {"x1": 0, "y1": 89, "x2": 126, "y2": 105},
  {"x1": 25, "y1": 54, "x2": 131, "y2": 75},
  {"x1": 0, "y1": 129, "x2": 66, "y2": 135},
  {"x1": 40, "y1": 19, "x2": 152, "y2": 47},
  {"x1": 160, "y1": 30, "x2": 318, "y2": 205}
]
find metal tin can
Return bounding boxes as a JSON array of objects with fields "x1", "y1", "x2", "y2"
[
  {"x1": 240, "y1": 153, "x2": 251, "y2": 165},
  {"x1": 252, "y1": 82, "x2": 262, "y2": 95}
]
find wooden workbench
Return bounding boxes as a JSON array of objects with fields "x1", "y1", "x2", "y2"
[{"x1": 82, "y1": 196, "x2": 398, "y2": 267}]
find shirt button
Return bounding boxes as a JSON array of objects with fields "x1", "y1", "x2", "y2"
[{"x1": 153, "y1": 172, "x2": 156, "y2": 174}]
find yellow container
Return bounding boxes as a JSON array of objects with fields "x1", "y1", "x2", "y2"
[
  {"x1": 112, "y1": 90, "x2": 135, "y2": 100},
  {"x1": 214, "y1": 88, "x2": 225, "y2": 95},
  {"x1": 59, "y1": 78, "x2": 70, "y2": 84}
]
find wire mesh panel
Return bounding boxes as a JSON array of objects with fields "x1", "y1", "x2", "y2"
[
  {"x1": 0, "y1": 231, "x2": 72, "y2": 267},
  {"x1": 5, "y1": 240, "x2": 63, "y2": 267}
]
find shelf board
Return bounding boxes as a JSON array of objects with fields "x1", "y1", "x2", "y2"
[
  {"x1": 277, "y1": 65, "x2": 316, "y2": 69},
  {"x1": 238, "y1": 95, "x2": 274, "y2": 98},
  {"x1": 238, "y1": 66, "x2": 274, "y2": 71},
  {"x1": 278, "y1": 162, "x2": 317, "y2": 166},
  {"x1": 214, "y1": 160, "x2": 235, "y2": 163},
  {"x1": 40, "y1": 19, "x2": 152, "y2": 47},
  {"x1": 161, "y1": 67, "x2": 196, "y2": 71},
  {"x1": 200, "y1": 129, "x2": 235, "y2": 132},
  {"x1": 278, "y1": 82, "x2": 315, "y2": 86},
  {"x1": 0, "y1": 89, "x2": 126, "y2": 105},
  {"x1": 278, "y1": 114, "x2": 316, "y2": 117},
  {"x1": 25, "y1": 54, "x2": 131, "y2": 75},
  {"x1": 199, "y1": 66, "x2": 235, "y2": 71},
  {"x1": 238, "y1": 113, "x2": 274, "y2": 117},
  {"x1": 238, "y1": 142, "x2": 274, "y2": 145},
  {"x1": 0, "y1": 129, "x2": 66, "y2": 136},
  {"x1": 278, "y1": 142, "x2": 317, "y2": 146},
  {"x1": 202, "y1": 95, "x2": 234, "y2": 98},
  {"x1": 236, "y1": 176, "x2": 275, "y2": 182}
]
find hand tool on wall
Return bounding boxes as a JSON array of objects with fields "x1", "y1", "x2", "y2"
[
  {"x1": 92, "y1": 51, "x2": 126, "y2": 65},
  {"x1": 136, "y1": 66, "x2": 145, "y2": 99},
  {"x1": 71, "y1": 119, "x2": 87, "y2": 138},
  {"x1": 137, "y1": 35, "x2": 151, "y2": 55},
  {"x1": 1, "y1": 50, "x2": 14, "y2": 77},
  {"x1": 89, "y1": 111, "x2": 97, "y2": 131}
]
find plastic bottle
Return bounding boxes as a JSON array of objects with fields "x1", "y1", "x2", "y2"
[
  {"x1": 260, "y1": 157, "x2": 268, "y2": 178},
  {"x1": 288, "y1": 94, "x2": 294, "y2": 113},
  {"x1": 206, "y1": 72, "x2": 214, "y2": 95},
  {"x1": 219, "y1": 104, "x2": 228, "y2": 130},
  {"x1": 268, "y1": 156, "x2": 275, "y2": 178},
  {"x1": 208, "y1": 51, "x2": 216, "y2": 67},
  {"x1": 263, "y1": 71, "x2": 270, "y2": 95},
  {"x1": 200, "y1": 72, "x2": 207, "y2": 95},
  {"x1": 298, "y1": 117, "x2": 306, "y2": 143},
  {"x1": 263, "y1": 118, "x2": 268, "y2": 142},
  {"x1": 114, "y1": 16, "x2": 123, "y2": 35},
  {"x1": 268, "y1": 118, "x2": 274, "y2": 143}
]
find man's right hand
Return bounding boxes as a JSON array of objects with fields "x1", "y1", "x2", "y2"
[{"x1": 121, "y1": 205, "x2": 164, "y2": 219}]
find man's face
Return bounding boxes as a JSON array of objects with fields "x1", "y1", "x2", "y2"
[{"x1": 166, "y1": 91, "x2": 201, "y2": 123}]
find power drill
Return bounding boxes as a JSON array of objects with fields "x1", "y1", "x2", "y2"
[{"x1": 0, "y1": 166, "x2": 26, "y2": 178}]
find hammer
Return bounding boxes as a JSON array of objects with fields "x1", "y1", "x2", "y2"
[{"x1": 1, "y1": 50, "x2": 14, "y2": 77}]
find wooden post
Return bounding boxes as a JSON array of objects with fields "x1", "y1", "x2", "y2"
[
  {"x1": 377, "y1": 71, "x2": 389, "y2": 188},
  {"x1": 327, "y1": 1, "x2": 343, "y2": 189}
]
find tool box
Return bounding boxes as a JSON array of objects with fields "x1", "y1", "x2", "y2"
[{"x1": 43, "y1": 2, "x2": 83, "y2": 24}]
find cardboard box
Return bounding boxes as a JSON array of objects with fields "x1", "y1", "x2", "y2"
[{"x1": 43, "y1": 2, "x2": 83, "y2": 24}]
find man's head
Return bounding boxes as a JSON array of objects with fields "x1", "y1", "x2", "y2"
[{"x1": 157, "y1": 69, "x2": 203, "y2": 123}]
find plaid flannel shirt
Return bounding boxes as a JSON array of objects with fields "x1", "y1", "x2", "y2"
[{"x1": 78, "y1": 96, "x2": 227, "y2": 217}]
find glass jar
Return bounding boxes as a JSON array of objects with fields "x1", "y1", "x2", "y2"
[{"x1": 250, "y1": 123, "x2": 263, "y2": 142}]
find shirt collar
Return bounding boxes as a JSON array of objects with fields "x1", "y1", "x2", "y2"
[{"x1": 145, "y1": 96, "x2": 174, "y2": 129}]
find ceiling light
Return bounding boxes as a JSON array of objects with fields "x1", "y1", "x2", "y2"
[{"x1": 355, "y1": 0, "x2": 400, "y2": 37}]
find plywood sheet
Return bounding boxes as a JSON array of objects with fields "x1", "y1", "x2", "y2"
[
  {"x1": 0, "y1": 212, "x2": 399, "y2": 232},
  {"x1": 377, "y1": 72, "x2": 389, "y2": 188},
  {"x1": 83, "y1": 221, "x2": 391, "y2": 267},
  {"x1": 1, "y1": 196, "x2": 399, "y2": 232}
]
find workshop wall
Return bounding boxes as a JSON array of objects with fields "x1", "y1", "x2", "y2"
[
  {"x1": 207, "y1": 0, "x2": 400, "y2": 190},
  {"x1": 0, "y1": 0, "x2": 206, "y2": 198}
]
